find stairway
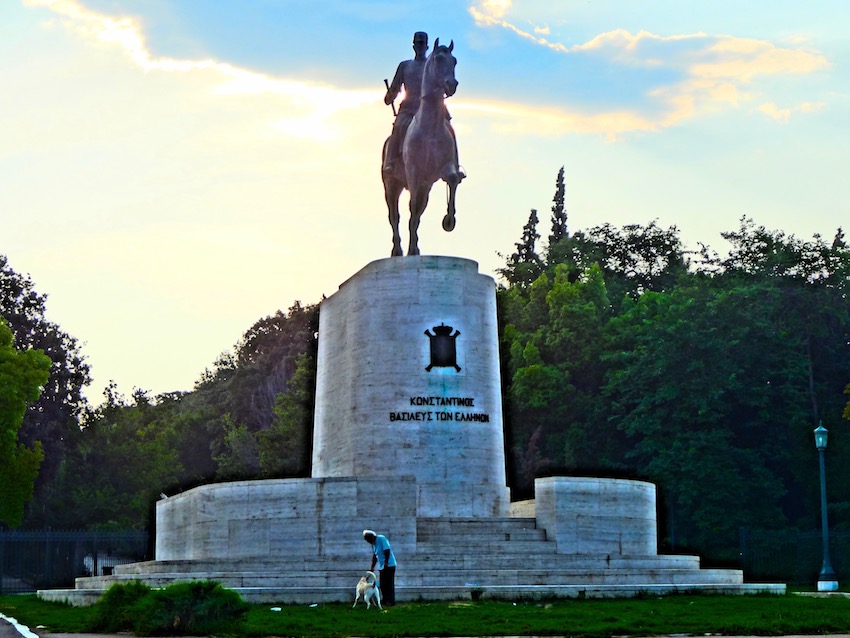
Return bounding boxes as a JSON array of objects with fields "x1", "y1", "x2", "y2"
[{"x1": 42, "y1": 516, "x2": 782, "y2": 606}]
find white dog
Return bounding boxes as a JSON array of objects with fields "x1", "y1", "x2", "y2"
[{"x1": 352, "y1": 570, "x2": 382, "y2": 609}]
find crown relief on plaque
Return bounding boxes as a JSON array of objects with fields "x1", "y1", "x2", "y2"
[{"x1": 424, "y1": 323, "x2": 461, "y2": 372}]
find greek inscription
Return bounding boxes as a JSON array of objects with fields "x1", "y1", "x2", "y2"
[
  {"x1": 409, "y1": 396, "x2": 474, "y2": 407},
  {"x1": 454, "y1": 412, "x2": 490, "y2": 423},
  {"x1": 389, "y1": 411, "x2": 434, "y2": 422},
  {"x1": 390, "y1": 396, "x2": 489, "y2": 425}
]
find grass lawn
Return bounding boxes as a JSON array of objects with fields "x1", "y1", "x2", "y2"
[{"x1": 2, "y1": 592, "x2": 850, "y2": 637}]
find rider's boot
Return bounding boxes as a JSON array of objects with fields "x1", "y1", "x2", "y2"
[{"x1": 383, "y1": 136, "x2": 398, "y2": 177}]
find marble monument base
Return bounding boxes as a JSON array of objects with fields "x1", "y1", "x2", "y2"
[
  {"x1": 39, "y1": 475, "x2": 783, "y2": 605},
  {"x1": 38, "y1": 257, "x2": 783, "y2": 604}
]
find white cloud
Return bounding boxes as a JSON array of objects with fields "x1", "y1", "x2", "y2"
[
  {"x1": 758, "y1": 100, "x2": 825, "y2": 122},
  {"x1": 23, "y1": 0, "x2": 377, "y2": 137},
  {"x1": 467, "y1": 2, "x2": 830, "y2": 135},
  {"x1": 454, "y1": 100, "x2": 660, "y2": 141},
  {"x1": 470, "y1": 1, "x2": 571, "y2": 54},
  {"x1": 474, "y1": 0, "x2": 512, "y2": 20}
]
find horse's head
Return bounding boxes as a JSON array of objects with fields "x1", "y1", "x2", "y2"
[{"x1": 424, "y1": 38, "x2": 458, "y2": 99}]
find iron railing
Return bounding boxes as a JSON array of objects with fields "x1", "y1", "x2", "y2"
[
  {"x1": 739, "y1": 528, "x2": 849, "y2": 585},
  {"x1": 0, "y1": 530, "x2": 149, "y2": 594}
]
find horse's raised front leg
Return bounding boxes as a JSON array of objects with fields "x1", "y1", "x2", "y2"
[
  {"x1": 441, "y1": 167, "x2": 460, "y2": 232},
  {"x1": 408, "y1": 185, "x2": 430, "y2": 256}
]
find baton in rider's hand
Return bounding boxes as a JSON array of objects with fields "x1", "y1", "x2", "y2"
[{"x1": 384, "y1": 79, "x2": 397, "y2": 117}]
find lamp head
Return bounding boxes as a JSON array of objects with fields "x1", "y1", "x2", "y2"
[{"x1": 814, "y1": 422, "x2": 828, "y2": 451}]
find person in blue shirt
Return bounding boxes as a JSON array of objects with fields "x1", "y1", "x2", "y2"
[{"x1": 362, "y1": 529, "x2": 397, "y2": 606}]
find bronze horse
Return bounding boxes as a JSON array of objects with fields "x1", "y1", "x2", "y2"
[{"x1": 382, "y1": 39, "x2": 463, "y2": 256}]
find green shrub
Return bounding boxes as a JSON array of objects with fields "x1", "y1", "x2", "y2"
[
  {"x1": 130, "y1": 580, "x2": 250, "y2": 636},
  {"x1": 91, "y1": 580, "x2": 152, "y2": 632}
]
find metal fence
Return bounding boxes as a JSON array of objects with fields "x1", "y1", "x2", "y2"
[
  {"x1": 739, "y1": 528, "x2": 850, "y2": 585},
  {"x1": 0, "y1": 530, "x2": 149, "y2": 594}
]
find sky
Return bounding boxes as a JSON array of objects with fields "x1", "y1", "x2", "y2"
[{"x1": 2, "y1": 0, "x2": 849, "y2": 402}]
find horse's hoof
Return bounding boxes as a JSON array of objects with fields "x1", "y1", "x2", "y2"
[
  {"x1": 391, "y1": 246, "x2": 403, "y2": 257},
  {"x1": 442, "y1": 214, "x2": 456, "y2": 232}
]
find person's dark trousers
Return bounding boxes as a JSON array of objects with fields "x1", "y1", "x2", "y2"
[{"x1": 380, "y1": 566, "x2": 396, "y2": 605}]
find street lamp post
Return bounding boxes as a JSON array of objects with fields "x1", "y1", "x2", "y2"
[{"x1": 814, "y1": 422, "x2": 838, "y2": 592}]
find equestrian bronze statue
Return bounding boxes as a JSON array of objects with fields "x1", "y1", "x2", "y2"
[{"x1": 382, "y1": 34, "x2": 464, "y2": 257}]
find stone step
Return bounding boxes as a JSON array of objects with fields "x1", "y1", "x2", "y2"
[
  {"x1": 108, "y1": 565, "x2": 720, "y2": 584},
  {"x1": 113, "y1": 552, "x2": 704, "y2": 576},
  {"x1": 418, "y1": 530, "x2": 548, "y2": 543},
  {"x1": 38, "y1": 581, "x2": 786, "y2": 608},
  {"x1": 418, "y1": 516, "x2": 539, "y2": 526},
  {"x1": 415, "y1": 539, "x2": 556, "y2": 553},
  {"x1": 398, "y1": 569, "x2": 745, "y2": 587},
  {"x1": 417, "y1": 517, "x2": 540, "y2": 536},
  {"x1": 80, "y1": 564, "x2": 743, "y2": 590},
  {"x1": 410, "y1": 554, "x2": 705, "y2": 571}
]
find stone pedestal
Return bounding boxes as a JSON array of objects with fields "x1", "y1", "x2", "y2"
[
  {"x1": 312, "y1": 256, "x2": 509, "y2": 517},
  {"x1": 39, "y1": 255, "x2": 781, "y2": 606}
]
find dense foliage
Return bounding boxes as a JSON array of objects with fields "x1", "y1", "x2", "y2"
[
  {"x1": 0, "y1": 255, "x2": 91, "y2": 526},
  {"x1": 0, "y1": 317, "x2": 51, "y2": 527},
  {"x1": 1, "y1": 254, "x2": 318, "y2": 529},
  {"x1": 37, "y1": 302, "x2": 320, "y2": 529},
  {"x1": 498, "y1": 172, "x2": 850, "y2": 559}
]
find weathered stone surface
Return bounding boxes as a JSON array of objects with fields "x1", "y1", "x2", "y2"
[
  {"x1": 535, "y1": 477, "x2": 657, "y2": 555},
  {"x1": 312, "y1": 256, "x2": 509, "y2": 517},
  {"x1": 156, "y1": 477, "x2": 418, "y2": 561}
]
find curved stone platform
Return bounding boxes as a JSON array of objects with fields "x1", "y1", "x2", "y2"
[{"x1": 38, "y1": 477, "x2": 783, "y2": 605}]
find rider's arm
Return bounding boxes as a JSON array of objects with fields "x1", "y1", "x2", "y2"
[{"x1": 385, "y1": 62, "x2": 405, "y2": 105}]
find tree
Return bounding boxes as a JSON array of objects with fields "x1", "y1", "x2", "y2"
[
  {"x1": 701, "y1": 219, "x2": 850, "y2": 529},
  {"x1": 544, "y1": 221, "x2": 691, "y2": 312},
  {"x1": 257, "y1": 353, "x2": 316, "y2": 477},
  {"x1": 603, "y1": 284, "x2": 799, "y2": 555},
  {"x1": 214, "y1": 415, "x2": 261, "y2": 481},
  {"x1": 46, "y1": 385, "x2": 184, "y2": 529},
  {"x1": 192, "y1": 301, "x2": 319, "y2": 434},
  {"x1": 500, "y1": 264, "x2": 620, "y2": 496},
  {"x1": 499, "y1": 220, "x2": 692, "y2": 497},
  {"x1": 499, "y1": 212, "x2": 850, "y2": 559},
  {"x1": 0, "y1": 255, "x2": 91, "y2": 525},
  {"x1": 183, "y1": 301, "x2": 319, "y2": 483},
  {"x1": 548, "y1": 166, "x2": 568, "y2": 248},
  {"x1": 601, "y1": 216, "x2": 850, "y2": 553},
  {"x1": 498, "y1": 209, "x2": 543, "y2": 287},
  {"x1": 0, "y1": 317, "x2": 51, "y2": 527}
]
